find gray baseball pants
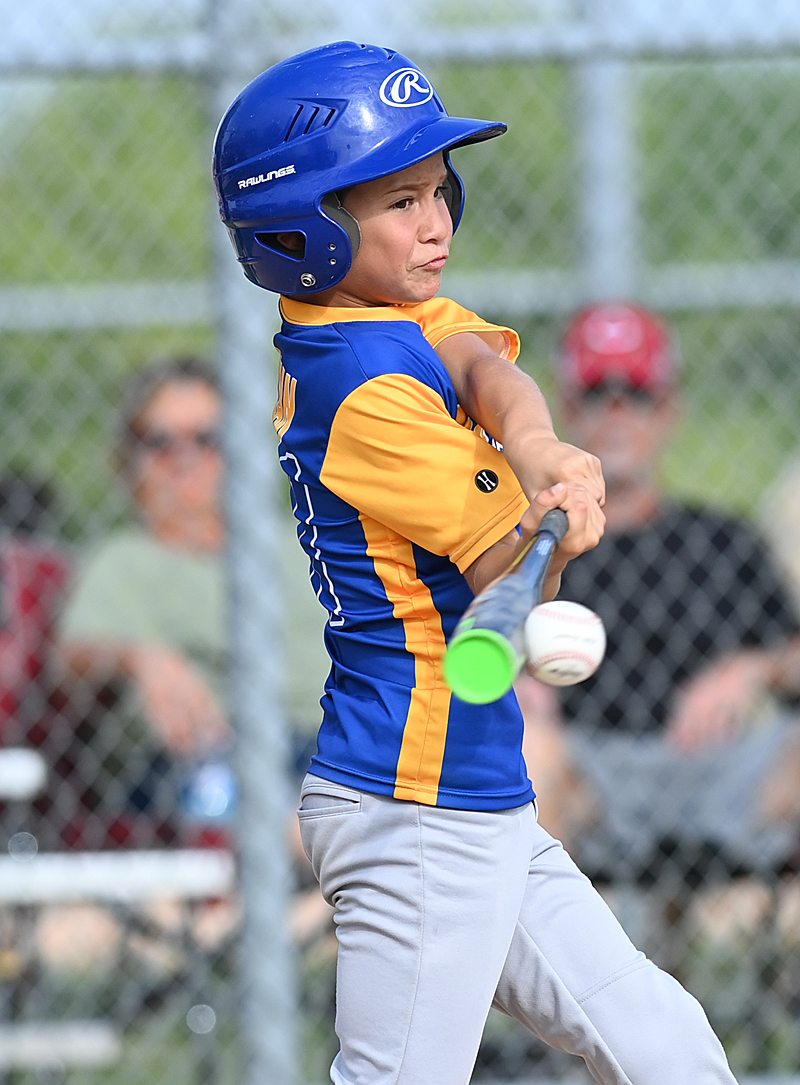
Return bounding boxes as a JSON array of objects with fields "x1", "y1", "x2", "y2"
[{"x1": 298, "y1": 773, "x2": 738, "y2": 1085}]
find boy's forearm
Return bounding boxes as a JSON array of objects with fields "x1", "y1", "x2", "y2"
[
  {"x1": 464, "y1": 523, "x2": 563, "y2": 600},
  {"x1": 442, "y1": 335, "x2": 557, "y2": 450},
  {"x1": 437, "y1": 333, "x2": 603, "y2": 505},
  {"x1": 463, "y1": 360, "x2": 567, "y2": 491}
]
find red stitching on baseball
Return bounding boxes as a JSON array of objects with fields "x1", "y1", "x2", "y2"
[
  {"x1": 530, "y1": 652, "x2": 597, "y2": 669},
  {"x1": 529, "y1": 605, "x2": 601, "y2": 626}
]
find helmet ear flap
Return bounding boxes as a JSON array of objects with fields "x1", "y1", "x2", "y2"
[
  {"x1": 442, "y1": 154, "x2": 465, "y2": 231},
  {"x1": 320, "y1": 192, "x2": 361, "y2": 260}
]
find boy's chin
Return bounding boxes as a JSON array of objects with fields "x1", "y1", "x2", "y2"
[{"x1": 393, "y1": 276, "x2": 442, "y2": 305}]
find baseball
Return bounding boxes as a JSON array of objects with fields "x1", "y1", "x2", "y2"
[{"x1": 523, "y1": 601, "x2": 606, "y2": 686}]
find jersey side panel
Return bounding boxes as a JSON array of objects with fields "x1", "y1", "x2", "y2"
[
  {"x1": 411, "y1": 541, "x2": 530, "y2": 805},
  {"x1": 359, "y1": 517, "x2": 451, "y2": 805}
]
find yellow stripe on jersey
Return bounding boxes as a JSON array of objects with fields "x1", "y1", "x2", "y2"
[
  {"x1": 319, "y1": 373, "x2": 528, "y2": 573},
  {"x1": 360, "y1": 516, "x2": 451, "y2": 805}
]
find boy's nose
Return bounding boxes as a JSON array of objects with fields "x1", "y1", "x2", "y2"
[{"x1": 420, "y1": 199, "x2": 452, "y2": 243}]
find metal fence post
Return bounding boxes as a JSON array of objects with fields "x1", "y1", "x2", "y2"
[
  {"x1": 575, "y1": 56, "x2": 639, "y2": 301},
  {"x1": 213, "y1": 190, "x2": 299, "y2": 1085},
  {"x1": 209, "y1": 9, "x2": 298, "y2": 1081}
]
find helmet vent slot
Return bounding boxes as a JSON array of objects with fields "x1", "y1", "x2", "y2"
[
  {"x1": 303, "y1": 107, "x2": 320, "y2": 134},
  {"x1": 284, "y1": 105, "x2": 303, "y2": 142},
  {"x1": 284, "y1": 103, "x2": 337, "y2": 142}
]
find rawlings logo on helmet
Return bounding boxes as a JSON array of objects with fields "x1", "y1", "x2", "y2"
[
  {"x1": 379, "y1": 68, "x2": 434, "y2": 108},
  {"x1": 237, "y1": 164, "x2": 296, "y2": 190}
]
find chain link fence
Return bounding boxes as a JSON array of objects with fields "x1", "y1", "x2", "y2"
[{"x1": 4, "y1": 1, "x2": 800, "y2": 1082}]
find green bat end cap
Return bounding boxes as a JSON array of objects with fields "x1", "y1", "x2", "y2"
[{"x1": 443, "y1": 628, "x2": 521, "y2": 704}]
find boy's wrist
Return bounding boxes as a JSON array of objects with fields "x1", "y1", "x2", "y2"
[
  {"x1": 503, "y1": 428, "x2": 559, "y2": 454},
  {"x1": 542, "y1": 569, "x2": 563, "y2": 602}
]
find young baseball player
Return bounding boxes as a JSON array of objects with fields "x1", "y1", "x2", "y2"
[{"x1": 213, "y1": 41, "x2": 738, "y2": 1085}]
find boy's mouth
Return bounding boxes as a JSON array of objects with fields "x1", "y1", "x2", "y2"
[{"x1": 421, "y1": 254, "x2": 448, "y2": 271}]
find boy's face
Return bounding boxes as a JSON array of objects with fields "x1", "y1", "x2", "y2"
[{"x1": 325, "y1": 153, "x2": 454, "y2": 307}]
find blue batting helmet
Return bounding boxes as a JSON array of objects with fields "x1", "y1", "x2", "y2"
[{"x1": 213, "y1": 41, "x2": 506, "y2": 295}]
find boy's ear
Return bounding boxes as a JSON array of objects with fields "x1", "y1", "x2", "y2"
[
  {"x1": 440, "y1": 168, "x2": 462, "y2": 228},
  {"x1": 255, "y1": 231, "x2": 306, "y2": 259},
  {"x1": 275, "y1": 232, "x2": 305, "y2": 253}
]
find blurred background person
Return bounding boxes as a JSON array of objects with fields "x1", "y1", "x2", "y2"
[
  {"x1": 55, "y1": 356, "x2": 229, "y2": 848},
  {"x1": 0, "y1": 467, "x2": 67, "y2": 738},
  {"x1": 518, "y1": 302, "x2": 800, "y2": 890},
  {"x1": 54, "y1": 355, "x2": 329, "y2": 849},
  {"x1": 759, "y1": 449, "x2": 800, "y2": 616},
  {"x1": 0, "y1": 469, "x2": 68, "y2": 843}
]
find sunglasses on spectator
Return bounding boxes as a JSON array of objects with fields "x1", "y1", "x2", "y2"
[
  {"x1": 137, "y1": 428, "x2": 221, "y2": 454},
  {"x1": 576, "y1": 382, "x2": 660, "y2": 406}
]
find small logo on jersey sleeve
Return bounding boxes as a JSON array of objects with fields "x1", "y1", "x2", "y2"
[{"x1": 475, "y1": 469, "x2": 499, "y2": 493}]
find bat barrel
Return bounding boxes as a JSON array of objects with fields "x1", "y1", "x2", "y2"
[
  {"x1": 443, "y1": 509, "x2": 568, "y2": 704},
  {"x1": 443, "y1": 625, "x2": 524, "y2": 705}
]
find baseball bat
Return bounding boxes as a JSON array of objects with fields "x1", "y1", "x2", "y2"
[{"x1": 443, "y1": 507, "x2": 569, "y2": 704}]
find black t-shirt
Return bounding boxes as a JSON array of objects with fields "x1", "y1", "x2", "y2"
[{"x1": 557, "y1": 502, "x2": 800, "y2": 735}]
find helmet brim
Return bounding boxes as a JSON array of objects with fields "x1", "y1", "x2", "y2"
[{"x1": 332, "y1": 115, "x2": 507, "y2": 191}]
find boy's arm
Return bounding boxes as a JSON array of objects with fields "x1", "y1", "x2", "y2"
[
  {"x1": 435, "y1": 331, "x2": 605, "y2": 509},
  {"x1": 437, "y1": 331, "x2": 605, "y2": 597},
  {"x1": 464, "y1": 481, "x2": 603, "y2": 601}
]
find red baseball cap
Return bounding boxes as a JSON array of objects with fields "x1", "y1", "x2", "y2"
[{"x1": 557, "y1": 302, "x2": 677, "y2": 395}]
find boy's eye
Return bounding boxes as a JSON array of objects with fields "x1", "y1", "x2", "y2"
[{"x1": 392, "y1": 196, "x2": 412, "y2": 209}]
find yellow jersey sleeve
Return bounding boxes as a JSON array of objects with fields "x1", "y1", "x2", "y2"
[
  {"x1": 319, "y1": 373, "x2": 528, "y2": 573},
  {"x1": 412, "y1": 297, "x2": 521, "y2": 361}
]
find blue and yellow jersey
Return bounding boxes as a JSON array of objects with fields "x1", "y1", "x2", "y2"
[{"x1": 274, "y1": 295, "x2": 533, "y2": 811}]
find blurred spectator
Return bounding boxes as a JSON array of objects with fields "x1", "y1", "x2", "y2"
[
  {"x1": 28, "y1": 357, "x2": 333, "y2": 999},
  {"x1": 0, "y1": 469, "x2": 68, "y2": 849},
  {"x1": 60, "y1": 358, "x2": 229, "y2": 744},
  {"x1": 54, "y1": 355, "x2": 329, "y2": 849},
  {"x1": 519, "y1": 302, "x2": 800, "y2": 885},
  {"x1": 0, "y1": 468, "x2": 68, "y2": 737},
  {"x1": 758, "y1": 450, "x2": 800, "y2": 616}
]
